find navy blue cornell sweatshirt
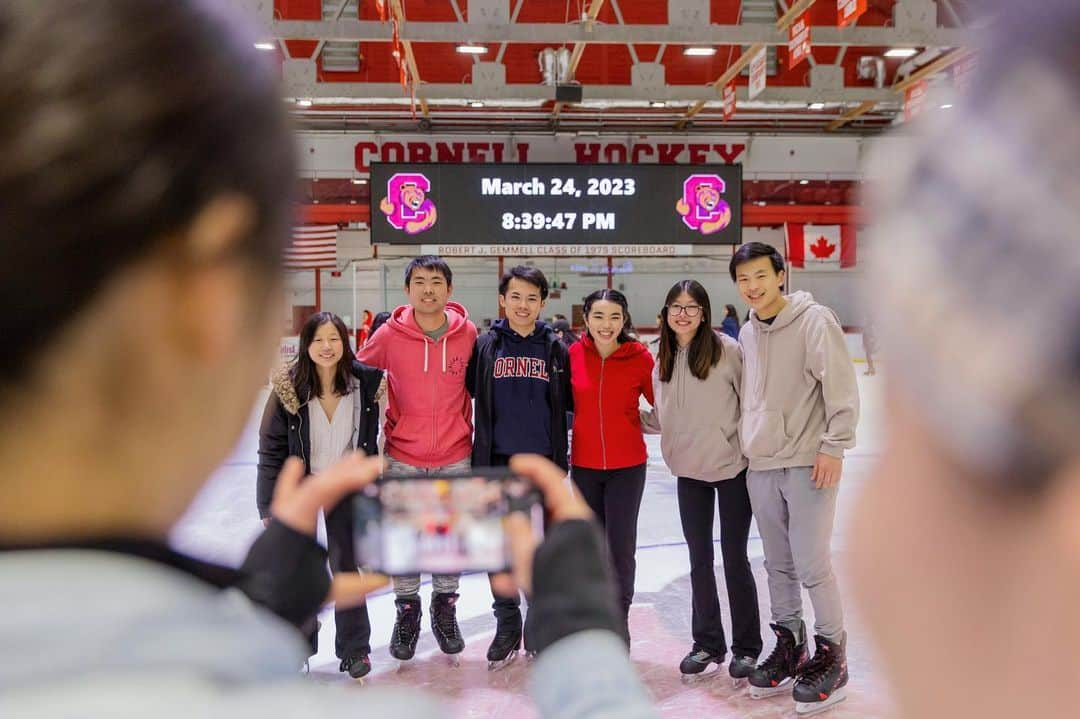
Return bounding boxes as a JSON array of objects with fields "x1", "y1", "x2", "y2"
[{"x1": 491, "y1": 320, "x2": 553, "y2": 457}]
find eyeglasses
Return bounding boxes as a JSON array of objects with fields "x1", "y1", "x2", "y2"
[{"x1": 667, "y1": 304, "x2": 702, "y2": 318}]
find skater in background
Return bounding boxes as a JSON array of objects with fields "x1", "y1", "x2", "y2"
[
  {"x1": 641, "y1": 281, "x2": 761, "y2": 680},
  {"x1": 369, "y1": 310, "x2": 391, "y2": 338},
  {"x1": 851, "y1": 3, "x2": 1080, "y2": 718},
  {"x1": 720, "y1": 303, "x2": 741, "y2": 340},
  {"x1": 356, "y1": 255, "x2": 478, "y2": 664},
  {"x1": 467, "y1": 266, "x2": 572, "y2": 669},
  {"x1": 551, "y1": 317, "x2": 578, "y2": 350},
  {"x1": 730, "y1": 242, "x2": 859, "y2": 715},
  {"x1": 257, "y1": 312, "x2": 383, "y2": 679},
  {"x1": 861, "y1": 319, "x2": 877, "y2": 376},
  {"x1": 569, "y1": 289, "x2": 655, "y2": 644}
]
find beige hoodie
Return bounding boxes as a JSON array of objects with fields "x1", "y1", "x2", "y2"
[
  {"x1": 641, "y1": 332, "x2": 747, "y2": 482},
  {"x1": 739, "y1": 291, "x2": 859, "y2": 471}
]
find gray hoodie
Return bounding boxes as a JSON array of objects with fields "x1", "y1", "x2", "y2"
[
  {"x1": 739, "y1": 291, "x2": 859, "y2": 471},
  {"x1": 641, "y1": 332, "x2": 747, "y2": 482}
]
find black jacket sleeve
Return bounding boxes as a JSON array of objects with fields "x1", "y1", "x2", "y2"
[
  {"x1": 237, "y1": 520, "x2": 331, "y2": 628},
  {"x1": 555, "y1": 340, "x2": 573, "y2": 413},
  {"x1": 256, "y1": 393, "x2": 289, "y2": 519},
  {"x1": 465, "y1": 340, "x2": 480, "y2": 398},
  {"x1": 527, "y1": 519, "x2": 623, "y2": 654}
]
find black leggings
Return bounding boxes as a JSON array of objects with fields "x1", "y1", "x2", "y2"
[
  {"x1": 325, "y1": 501, "x2": 373, "y2": 658},
  {"x1": 677, "y1": 470, "x2": 762, "y2": 658},
  {"x1": 571, "y1": 463, "x2": 647, "y2": 640}
]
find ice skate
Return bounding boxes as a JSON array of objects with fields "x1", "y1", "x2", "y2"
[
  {"x1": 727, "y1": 654, "x2": 756, "y2": 689},
  {"x1": 339, "y1": 654, "x2": 371, "y2": 682},
  {"x1": 793, "y1": 634, "x2": 849, "y2": 716},
  {"x1": 389, "y1": 596, "x2": 422, "y2": 664},
  {"x1": 431, "y1": 592, "x2": 465, "y2": 661},
  {"x1": 678, "y1": 647, "x2": 724, "y2": 683},
  {"x1": 748, "y1": 623, "x2": 808, "y2": 699},
  {"x1": 486, "y1": 619, "x2": 522, "y2": 672}
]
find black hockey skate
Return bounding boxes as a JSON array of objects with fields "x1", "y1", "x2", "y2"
[
  {"x1": 431, "y1": 592, "x2": 465, "y2": 664},
  {"x1": 487, "y1": 616, "x2": 522, "y2": 671},
  {"x1": 339, "y1": 654, "x2": 371, "y2": 680},
  {"x1": 793, "y1": 634, "x2": 849, "y2": 716},
  {"x1": 728, "y1": 654, "x2": 757, "y2": 679},
  {"x1": 389, "y1": 596, "x2": 422, "y2": 663},
  {"x1": 679, "y1": 647, "x2": 724, "y2": 679},
  {"x1": 748, "y1": 623, "x2": 809, "y2": 699}
]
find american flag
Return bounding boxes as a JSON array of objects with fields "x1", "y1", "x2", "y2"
[{"x1": 284, "y1": 225, "x2": 338, "y2": 269}]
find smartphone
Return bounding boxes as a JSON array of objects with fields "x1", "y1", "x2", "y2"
[{"x1": 352, "y1": 469, "x2": 544, "y2": 575}]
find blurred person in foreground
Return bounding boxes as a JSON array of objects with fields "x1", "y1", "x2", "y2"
[
  {"x1": 851, "y1": 2, "x2": 1080, "y2": 718},
  {"x1": 0, "y1": 2, "x2": 655, "y2": 717}
]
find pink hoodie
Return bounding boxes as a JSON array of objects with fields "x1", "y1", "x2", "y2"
[{"x1": 357, "y1": 301, "x2": 477, "y2": 468}]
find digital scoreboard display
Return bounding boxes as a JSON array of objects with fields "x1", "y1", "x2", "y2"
[{"x1": 369, "y1": 163, "x2": 742, "y2": 245}]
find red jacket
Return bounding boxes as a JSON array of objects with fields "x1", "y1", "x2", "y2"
[
  {"x1": 356, "y1": 302, "x2": 477, "y2": 468},
  {"x1": 570, "y1": 335, "x2": 655, "y2": 470}
]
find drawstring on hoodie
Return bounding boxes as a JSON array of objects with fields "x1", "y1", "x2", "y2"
[
  {"x1": 423, "y1": 341, "x2": 429, "y2": 373},
  {"x1": 420, "y1": 336, "x2": 449, "y2": 374},
  {"x1": 756, "y1": 327, "x2": 770, "y2": 404}
]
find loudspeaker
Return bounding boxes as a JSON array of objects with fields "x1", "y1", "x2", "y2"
[{"x1": 555, "y1": 83, "x2": 583, "y2": 103}]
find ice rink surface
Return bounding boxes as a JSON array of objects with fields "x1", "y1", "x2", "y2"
[{"x1": 171, "y1": 355, "x2": 891, "y2": 718}]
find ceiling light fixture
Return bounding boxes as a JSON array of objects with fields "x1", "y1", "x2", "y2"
[
  {"x1": 470, "y1": 101, "x2": 485, "y2": 108},
  {"x1": 254, "y1": 42, "x2": 276, "y2": 51},
  {"x1": 683, "y1": 47, "x2": 717, "y2": 57},
  {"x1": 457, "y1": 44, "x2": 488, "y2": 54},
  {"x1": 808, "y1": 102, "x2": 826, "y2": 110},
  {"x1": 351, "y1": 178, "x2": 367, "y2": 185},
  {"x1": 649, "y1": 101, "x2": 666, "y2": 108},
  {"x1": 799, "y1": 179, "x2": 810, "y2": 185},
  {"x1": 940, "y1": 103, "x2": 954, "y2": 109},
  {"x1": 884, "y1": 48, "x2": 918, "y2": 58},
  {"x1": 296, "y1": 99, "x2": 313, "y2": 107}
]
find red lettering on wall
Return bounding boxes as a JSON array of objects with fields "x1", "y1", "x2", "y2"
[
  {"x1": 657, "y1": 143, "x2": 685, "y2": 164},
  {"x1": 714, "y1": 143, "x2": 747, "y2": 164},
  {"x1": 383, "y1": 142, "x2": 405, "y2": 163},
  {"x1": 603, "y1": 144, "x2": 628, "y2": 163},
  {"x1": 354, "y1": 141, "x2": 378, "y2": 172},
  {"x1": 492, "y1": 143, "x2": 504, "y2": 162},
  {"x1": 407, "y1": 142, "x2": 432, "y2": 163},
  {"x1": 515, "y1": 143, "x2": 530, "y2": 162},
  {"x1": 687, "y1": 143, "x2": 709, "y2": 164},
  {"x1": 467, "y1": 142, "x2": 490, "y2": 162},
  {"x1": 630, "y1": 144, "x2": 655, "y2": 163},
  {"x1": 435, "y1": 142, "x2": 464, "y2": 163},
  {"x1": 575, "y1": 143, "x2": 601, "y2": 164}
]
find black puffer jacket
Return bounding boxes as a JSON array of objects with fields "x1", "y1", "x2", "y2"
[{"x1": 256, "y1": 361, "x2": 383, "y2": 519}]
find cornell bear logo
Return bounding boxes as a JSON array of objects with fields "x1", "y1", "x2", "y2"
[
  {"x1": 675, "y1": 174, "x2": 732, "y2": 236},
  {"x1": 379, "y1": 172, "x2": 438, "y2": 235}
]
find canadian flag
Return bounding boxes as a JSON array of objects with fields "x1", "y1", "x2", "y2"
[{"x1": 785, "y1": 224, "x2": 856, "y2": 270}]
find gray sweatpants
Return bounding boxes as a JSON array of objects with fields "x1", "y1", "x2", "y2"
[
  {"x1": 747, "y1": 466, "x2": 844, "y2": 643},
  {"x1": 385, "y1": 455, "x2": 471, "y2": 597}
]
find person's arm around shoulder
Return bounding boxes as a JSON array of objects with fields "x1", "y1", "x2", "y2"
[
  {"x1": 465, "y1": 336, "x2": 482, "y2": 399},
  {"x1": 807, "y1": 307, "x2": 860, "y2": 488},
  {"x1": 356, "y1": 322, "x2": 388, "y2": 369},
  {"x1": 638, "y1": 345, "x2": 656, "y2": 406},
  {"x1": 639, "y1": 369, "x2": 662, "y2": 434}
]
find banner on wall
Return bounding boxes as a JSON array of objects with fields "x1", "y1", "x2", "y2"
[
  {"x1": 722, "y1": 81, "x2": 737, "y2": 121},
  {"x1": 785, "y1": 224, "x2": 857, "y2": 269},
  {"x1": 837, "y1": 0, "x2": 868, "y2": 28},
  {"x1": 903, "y1": 79, "x2": 930, "y2": 122},
  {"x1": 748, "y1": 46, "x2": 768, "y2": 100},
  {"x1": 788, "y1": 13, "x2": 812, "y2": 68}
]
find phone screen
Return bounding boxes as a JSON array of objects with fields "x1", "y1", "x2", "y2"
[{"x1": 352, "y1": 470, "x2": 543, "y2": 575}]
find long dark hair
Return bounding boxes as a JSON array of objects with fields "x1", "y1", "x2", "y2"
[
  {"x1": 291, "y1": 312, "x2": 354, "y2": 402},
  {"x1": 724, "y1": 304, "x2": 741, "y2": 327},
  {"x1": 658, "y1": 280, "x2": 722, "y2": 382},
  {"x1": 0, "y1": 0, "x2": 296, "y2": 389},
  {"x1": 582, "y1": 289, "x2": 636, "y2": 345}
]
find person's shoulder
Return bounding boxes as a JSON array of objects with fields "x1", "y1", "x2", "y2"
[{"x1": 803, "y1": 303, "x2": 843, "y2": 331}]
